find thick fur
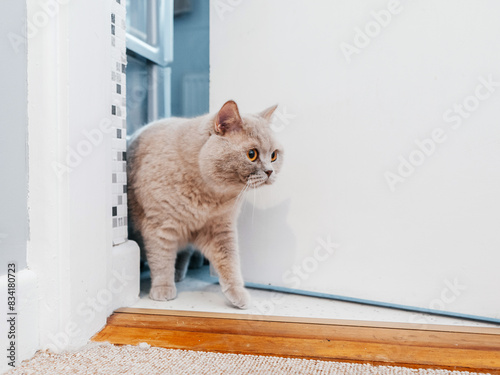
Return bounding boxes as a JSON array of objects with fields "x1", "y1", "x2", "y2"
[{"x1": 127, "y1": 101, "x2": 283, "y2": 309}]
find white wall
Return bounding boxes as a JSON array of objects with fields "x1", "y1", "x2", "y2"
[
  {"x1": 0, "y1": 0, "x2": 28, "y2": 274},
  {"x1": 25, "y1": 0, "x2": 139, "y2": 359},
  {"x1": 210, "y1": 0, "x2": 500, "y2": 322},
  {"x1": 0, "y1": 2, "x2": 139, "y2": 371},
  {"x1": 0, "y1": 1, "x2": 37, "y2": 371}
]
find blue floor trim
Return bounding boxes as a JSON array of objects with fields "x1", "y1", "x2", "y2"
[{"x1": 209, "y1": 275, "x2": 500, "y2": 325}]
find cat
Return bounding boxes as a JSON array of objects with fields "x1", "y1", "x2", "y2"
[{"x1": 127, "y1": 100, "x2": 284, "y2": 309}]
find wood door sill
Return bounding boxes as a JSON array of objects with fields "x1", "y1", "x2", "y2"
[{"x1": 92, "y1": 307, "x2": 500, "y2": 374}]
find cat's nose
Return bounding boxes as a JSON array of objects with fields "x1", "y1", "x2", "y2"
[{"x1": 265, "y1": 170, "x2": 273, "y2": 177}]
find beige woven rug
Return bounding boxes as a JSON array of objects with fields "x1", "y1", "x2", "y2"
[{"x1": 5, "y1": 342, "x2": 490, "y2": 375}]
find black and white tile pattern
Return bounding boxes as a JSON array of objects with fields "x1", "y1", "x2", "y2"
[{"x1": 111, "y1": 0, "x2": 127, "y2": 245}]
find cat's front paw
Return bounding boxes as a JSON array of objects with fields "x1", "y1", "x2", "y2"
[
  {"x1": 149, "y1": 285, "x2": 177, "y2": 301},
  {"x1": 223, "y1": 286, "x2": 251, "y2": 309}
]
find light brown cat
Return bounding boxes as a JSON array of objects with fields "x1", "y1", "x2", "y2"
[{"x1": 127, "y1": 101, "x2": 283, "y2": 308}]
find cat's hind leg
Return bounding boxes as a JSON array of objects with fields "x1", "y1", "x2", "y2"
[
  {"x1": 188, "y1": 249, "x2": 205, "y2": 269},
  {"x1": 174, "y1": 245, "x2": 195, "y2": 282}
]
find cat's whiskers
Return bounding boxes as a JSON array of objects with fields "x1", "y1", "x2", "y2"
[
  {"x1": 241, "y1": 183, "x2": 251, "y2": 207},
  {"x1": 233, "y1": 181, "x2": 250, "y2": 212},
  {"x1": 251, "y1": 181, "x2": 256, "y2": 226},
  {"x1": 247, "y1": 174, "x2": 265, "y2": 189}
]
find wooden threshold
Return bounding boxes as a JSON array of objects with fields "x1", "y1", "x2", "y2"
[{"x1": 93, "y1": 308, "x2": 500, "y2": 373}]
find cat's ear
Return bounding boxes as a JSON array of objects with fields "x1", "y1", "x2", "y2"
[
  {"x1": 259, "y1": 104, "x2": 278, "y2": 121},
  {"x1": 215, "y1": 100, "x2": 242, "y2": 135}
]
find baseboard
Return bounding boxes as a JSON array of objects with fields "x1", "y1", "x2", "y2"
[
  {"x1": 1, "y1": 269, "x2": 39, "y2": 372},
  {"x1": 108, "y1": 240, "x2": 141, "y2": 315}
]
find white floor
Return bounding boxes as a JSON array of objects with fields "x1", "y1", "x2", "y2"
[{"x1": 131, "y1": 266, "x2": 499, "y2": 328}]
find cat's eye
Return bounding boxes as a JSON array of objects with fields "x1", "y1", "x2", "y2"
[
  {"x1": 271, "y1": 150, "x2": 278, "y2": 162},
  {"x1": 247, "y1": 148, "x2": 258, "y2": 162}
]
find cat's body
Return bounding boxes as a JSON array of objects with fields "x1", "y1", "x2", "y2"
[{"x1": 127, "y1": 101, "x2": 283, "y2": 308}]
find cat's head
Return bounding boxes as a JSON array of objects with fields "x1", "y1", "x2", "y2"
[{"x1": 199, "y1": 100, "x2": 284, "y2": 193}]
